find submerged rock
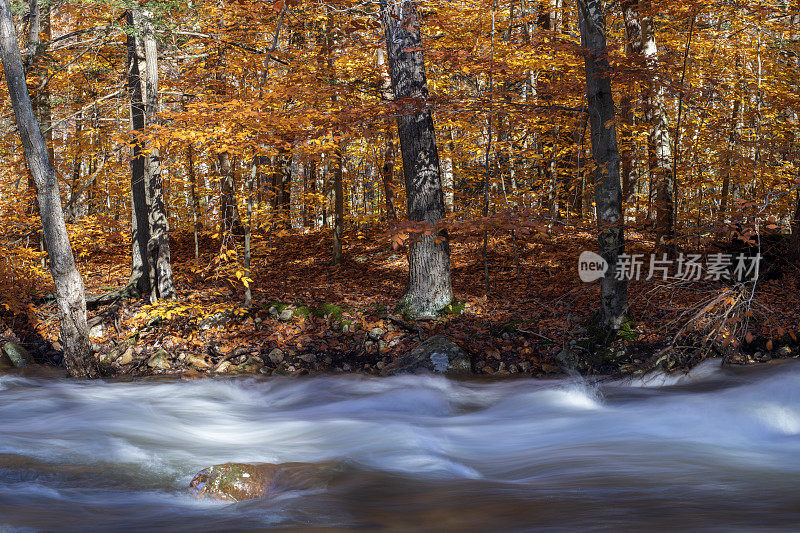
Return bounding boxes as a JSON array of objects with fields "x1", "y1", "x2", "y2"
[
  {"x1": 189, "y1": 462, "x2": 338, "y2": 501},
  {"x1": 382, "y1": 335, "x2": 472, "y2": 376},
  {"x1": 2, "y1": 341, "x2": 32, "y2": 368}
]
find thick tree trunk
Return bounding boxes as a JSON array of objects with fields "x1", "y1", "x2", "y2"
[
  {"x1": 379, "y1": 0, "x2": 453, "y2": 318},
  {"x1": 0, "y1": 0, "x2": 97, "y2": 378},
  {"x1": 138, "y1": 8, "x2": 175, "y2": 302},
  {"x1": 578, "y1": 0, "x2": 629, "y2": 332},
  {"x1": 125, "y1": 10, "x2": 150, "y2": 296}
]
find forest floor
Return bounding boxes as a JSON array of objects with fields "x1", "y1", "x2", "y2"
[{"x1": 4, "y1": 221, "x2": 800, "y2": 378}]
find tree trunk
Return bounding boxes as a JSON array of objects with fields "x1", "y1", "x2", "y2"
[
  {"x1": 24, "y1": 0, "x2": 49, "y2": 263},
  {"x1": 377, "y1": 47, "x2": 398, "y2": 222},
  {"x1": 578, "y1": 0, "x2": 629, "y2": 332},
  {"x1": 789, "y1": 14, "x2": 800, "y2": 259},
  {"x1": 639, "y1": 0, "x2": 674, "y2": 251},
  {"x1": 125, "y1": 10, "x2": 150, "y2": 296},
  {"x1": 620, "y1": 0, "x2": 642, "y2": 206},
  {"x1": 219, "y1": 151, "x2": 244, "y2": 239},
  {"x1": 276, "y1": 146, "x2": 292, "y2": 226},
  {"x1": 332, "y1": 142, "x2": 344, "y2": 264},
  {"x1": 244, "y1": 158, "x2": 256, "y2": 306},
  {"x1": 381, "y1": 128, "x2": 398, "y2": 222},
  {"x1": 379, "y1": 0, "x2": 453, "y2": 318},
  {"x1": 138, "y1": 8, "x2": 175, "y2": 302},
  {"x1": 308, "y1": 159, "x2": 317, "y2": 227},
  {"x1": 0, "y1": 0, "x2": 97, "y2": 378},
  {"x1": 187, "y1": 144, "x2": 200, "y2": 259}
]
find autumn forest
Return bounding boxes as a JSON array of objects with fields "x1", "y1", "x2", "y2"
[{"x1": 0, "y1": 0, "x2": 799, "y2": 380}]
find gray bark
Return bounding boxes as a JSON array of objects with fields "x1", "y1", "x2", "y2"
[
  {"x1": 380, "y1": 0, "x2": 453, "y2": 318},
  {"x1": 577, "y1": 0, "x2": 629, "y2": 331},
  {"x1": 187, "y1": 144, "x2": 200, "y2": 259},
  {"x1": 0, "y1": 0, "x2": 98, "y2": 378},
  {"x1": 377, "y1": 47, "x2": 397, "y2": 221},
  {"x1": 332, "y1": 142, "x2": 344, "y2": 264},
  {"x1": 718, "y1": 97, "x2": 740, "y2": 227},
  {"x1": 789, "y1": 14, "x2": 800, "y2": 259},
  {"x1": 138, "y1": 8, "x2": 176, "y2": 302},
  {"x1": 639, "y1": 0, "x2": 674, "y2": 249},
  {"x1": 125, "y1": 9, "x2": 150, "y2": 295},
  {"x1": 219, "y1": 151, "x2": 243, "y2": 237},
  {"x1": 620, "y1": 0, "x2": 641, "y2": 205}
]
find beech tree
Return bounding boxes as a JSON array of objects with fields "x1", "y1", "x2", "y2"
[
  {"x1": 379, "y1": 0, "x2": 453, "y2": 318},
  {"x1": 126, "y1": 6, "x2": 176, "y2": 302},
  {"x1": 125, "y1": 9, "x2": 150, "y2": 295},
  {"x1": 577, "y1": 0, "x2": 629, "y2": 331},
  {"x1": 0, "y1": 0, "x2": 98, "y2": 378}
]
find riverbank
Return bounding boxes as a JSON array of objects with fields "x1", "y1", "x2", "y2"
[{"x1": 2, "y1": 225, "x2": 799, "y2": 379}]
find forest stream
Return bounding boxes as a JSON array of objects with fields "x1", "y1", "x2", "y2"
[{"x1": 2, "y1": 361, "x2": 800, "y2": 531}]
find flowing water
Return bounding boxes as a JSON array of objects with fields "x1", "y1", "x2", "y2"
[{"x1": 2, "y1": 360, "x2": 800, "y2": 531}]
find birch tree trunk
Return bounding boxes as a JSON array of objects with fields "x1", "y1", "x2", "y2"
[
  {"x1": 377, "y1": 47, "x2": 398, "y2": 221},
  {"x1": 0, "y1": 0, "x2": 98, "y2": 378},
  {"x1": 639, "y1": 0, "x2": 674, "y2": 250},
  {"x1": 379, "y1": 0, "x2": 453, "y2": 317},
  {"x1": 620, "y1": 0, "x2": 642, "y2": 206},
  {"x1": 578, "y1": 0, "x2": 629, "y2": 332}
]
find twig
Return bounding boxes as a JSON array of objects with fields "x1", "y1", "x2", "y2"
[{"x1": 387, "y1": 314, "x2": 423, "y2": 341}]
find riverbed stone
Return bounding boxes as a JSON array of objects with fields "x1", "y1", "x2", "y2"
[
  {"x1": 147, "y1": 349, "x2": 171, "y2": 370},
  {"x1": 299, "y1": 353, "x2": 316, "y2": 364},
  {"x1": 382, "y1": 335, "x2": 472, "y2": 376},
  {"x1": 3, "y1": 341, "x2": 32, "y2": 368},
  {"x1": 190, "y1": 462, "x2": 337, "y2": 501},
  {"x1": 268, "y1": 348, "x2": 284, "y2": 364},
  {"x1": 89, "y1": 322, "x2": 108, "y2": 339},
  {"x1": 117, "y1": 346, "x2": 134, "y2": 366}
]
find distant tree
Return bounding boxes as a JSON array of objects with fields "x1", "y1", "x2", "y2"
[
  {"x1": 0, "y1": 0, "x2": 98, "y2": 377},
  {"x1": 630, "y1": 0, "x2": 675, "y2": 251}
]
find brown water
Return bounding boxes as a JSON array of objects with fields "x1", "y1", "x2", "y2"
[{"x1": 1, "y1": 360, "x2": 800, "y2": 531}]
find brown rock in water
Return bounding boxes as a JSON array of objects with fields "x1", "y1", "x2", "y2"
[{"x1": 189, "y1": 462, "x2": 337, "y2": 501}]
